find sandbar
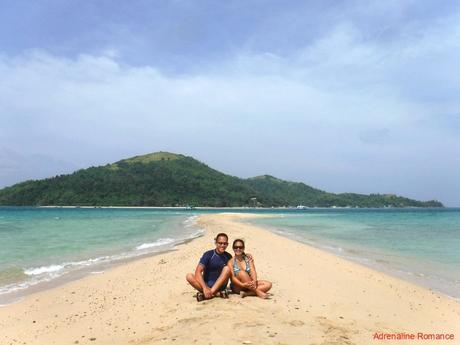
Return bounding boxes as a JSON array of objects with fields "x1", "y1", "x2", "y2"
[{"x1": 1, "y1": 213, "x2": 459, "y2": 345}]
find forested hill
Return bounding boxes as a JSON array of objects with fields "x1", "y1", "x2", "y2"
[{"x1": 0, "y1": 152, "x2": 443, "y2": 207}]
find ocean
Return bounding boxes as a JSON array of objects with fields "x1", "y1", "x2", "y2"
[
  {"x1": 0, "y1": 207, "x2": 459, "y2": 304},
  {"x1": 244, "y1": 208, "x2": 460, "y2": 299},
  {"x1": 0, "y1": 207, "x2": 203, "y2": 304}
]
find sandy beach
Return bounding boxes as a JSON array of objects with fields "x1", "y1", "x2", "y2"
[{"x1": 1, "y1": 213, "x2": 459, "y2": 345}]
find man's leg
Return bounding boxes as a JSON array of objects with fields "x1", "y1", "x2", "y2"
[
  {"x1": 186, "y1": 273, "x2": 203, "y2": 292},
  {"x1": 210, "y1": 266, "x2": 230, "y2": 295}
]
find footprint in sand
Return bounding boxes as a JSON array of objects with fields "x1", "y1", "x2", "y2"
[
  {"x1": 316, "y1": 317, "x2": 353, "y2": 345},
  {"x1": 288, "y1": 320, "x2": 305, "y2": 327},
  {"x1": 177, "y1": 316, "x2": 201, "y2": 324},
  {"x1": 232, "y1": 321, "x2": 265, "y2": 329}
]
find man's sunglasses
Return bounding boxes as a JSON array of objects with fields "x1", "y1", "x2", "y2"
[{"x1": 216, "y1": 242, "x2": 228, "y2": 246}]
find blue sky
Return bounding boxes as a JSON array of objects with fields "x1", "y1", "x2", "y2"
[{"x1": 1, "y1": 1, "x2": 459, "y2": 205}]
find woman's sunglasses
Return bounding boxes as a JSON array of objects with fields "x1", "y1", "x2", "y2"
[{"x1": 233, "y1": 246, "x2": 244, "y2": 250}]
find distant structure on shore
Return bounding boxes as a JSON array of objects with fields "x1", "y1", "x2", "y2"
[{"x1": 0, "y1": 152, "x2": 443, "y2": 208}]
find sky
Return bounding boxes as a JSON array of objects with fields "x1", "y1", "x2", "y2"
[{"x1": 0, "y1": 0, "x2": 459, "y2": 206}]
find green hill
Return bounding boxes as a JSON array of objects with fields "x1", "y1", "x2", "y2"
[{"x1": 0, "y1": 152, "x2": 443, "y2": 207}]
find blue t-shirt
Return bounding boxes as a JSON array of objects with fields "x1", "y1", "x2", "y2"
[{"x1": 199, "y1": 249, "x2": 232, "y2": 284}]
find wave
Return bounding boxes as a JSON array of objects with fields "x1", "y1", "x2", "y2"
[
  {"x1": 25, "y1": 264, "x2": 64, "y2": 276},
  {"x1": 136, "y1": 238, "x2": 175, "y2": 250},
  {"x1": 24, "y1": 238, "x2": 177, "y2": 280},
  {"x1": 0, "y1": 215, "x2": 205, "y2": 299}
]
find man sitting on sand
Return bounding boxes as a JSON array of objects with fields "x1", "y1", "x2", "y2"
[{"x1": 186, "y1": 233, "x2": 233, "y2": 301}]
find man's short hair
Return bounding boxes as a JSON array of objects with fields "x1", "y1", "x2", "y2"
[{"x1": 214, "y1": 233, "x2": 228, "y2": 241}]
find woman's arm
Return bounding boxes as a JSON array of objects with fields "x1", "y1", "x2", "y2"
[
  {"x1": 247, "y1": 254, "x2": 258, "y2": 282},
  {"x1": 227, "y1": 259, "x2": 249, "y2": 289}
]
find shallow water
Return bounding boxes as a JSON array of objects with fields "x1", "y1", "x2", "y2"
[
  {"x1": 1, "y1": 207, "x2": 459, "y2": 303},
  {"x1": 0, "y1": 207, "x2": 203, "y2": 301},
  {"x1": 244, "y1": 208, "x2": 460, "y2": 299}
]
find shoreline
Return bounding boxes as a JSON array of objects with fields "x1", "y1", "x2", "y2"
[
  {"x1": 0, "y1": 247, "x2": 178, "y2": 306},
  {"x1": 1, "y1": 213, "x2": 459, "y2": 345},
  {"x1": 0, "y1": 226, "x2": 204, "y2": 306},
  {"x1": 2, "y1": 211, "x2": 457, "y2": 306},
  {"x1": 240, "y1": 217, "x2": 460, "y2": 301},
  {"x1": 3, "y1": 211, "x2": 457, "y2": 305}
]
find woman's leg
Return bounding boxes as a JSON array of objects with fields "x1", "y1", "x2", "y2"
[
  {"x1": 257, "y1": 280, "x2": 272, "y2": 293},
  {"x1": 235, "y1": 271, "x2": 268, "y2": 298},
  {"x1": 231, "y1": 271, "x2": 255, "y2": 296}
]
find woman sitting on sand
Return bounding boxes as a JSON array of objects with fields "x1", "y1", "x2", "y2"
[{"x1": 228, "y1": 239, "x2": 272, "y2": 299}]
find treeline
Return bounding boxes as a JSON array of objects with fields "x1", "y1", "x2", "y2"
[{"x1": 0, "y1": 152, "x2": 443, "y2": 208}]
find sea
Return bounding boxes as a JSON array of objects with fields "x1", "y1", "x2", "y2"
[
  {"x1": 243, "y1": 208, "x2": 460, "y2": 299},
  {"x1": 0, "y1": 207, "x2": 459, "y2": 304},
  {"x1": 0, "y1": 207, "x2": 203, "y2": 305}
]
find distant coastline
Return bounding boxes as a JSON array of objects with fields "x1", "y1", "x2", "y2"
[
  {"x1": 3, "y1": 204, "x2": 446, "y2": 209},
  {"x1": 0, "y1": 152, "x2": 443, "y2": 208}
]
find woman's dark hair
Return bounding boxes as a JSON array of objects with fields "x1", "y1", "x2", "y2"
[
  {"x1": 232, "y1": 238, "x2": 245, "y2": 248},
  {"x1": 232, "y1": 239, "x2": 246, "y2": 256},
  {"x1": 214, "y1": 233, "x2": 228, "y2": 242}
]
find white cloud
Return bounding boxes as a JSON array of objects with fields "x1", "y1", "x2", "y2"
[{"x1": 1, "y1": 13, "x2": 460, "y2": 204}]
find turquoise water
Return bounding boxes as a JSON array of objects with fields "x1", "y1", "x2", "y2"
[
  {"x1": 1, "y1": 207, "x2": 459, "y2": 303},
  {"x1": 244, "y1": 208, "x2": 460, "y2": 299},
  {"x1": 0, "y1": 207, "x2": 202, "y2": 301}
]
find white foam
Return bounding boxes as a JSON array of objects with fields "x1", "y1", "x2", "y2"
[
  {"x1": 24, "y1": 264, "x2": 64, "y2": 276},
  {"x1": 2, "y1": 254, "x2": 125, "y2": 296},
  {"x1": 1, "y1": 215, "x2": 207, "y2": 298},
  {"x1": 136, "y1": 238, "x2": 175, "y2": 250},
  {"x1": 0, "y1": 275, "x2": 55, "y2": 295}
]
